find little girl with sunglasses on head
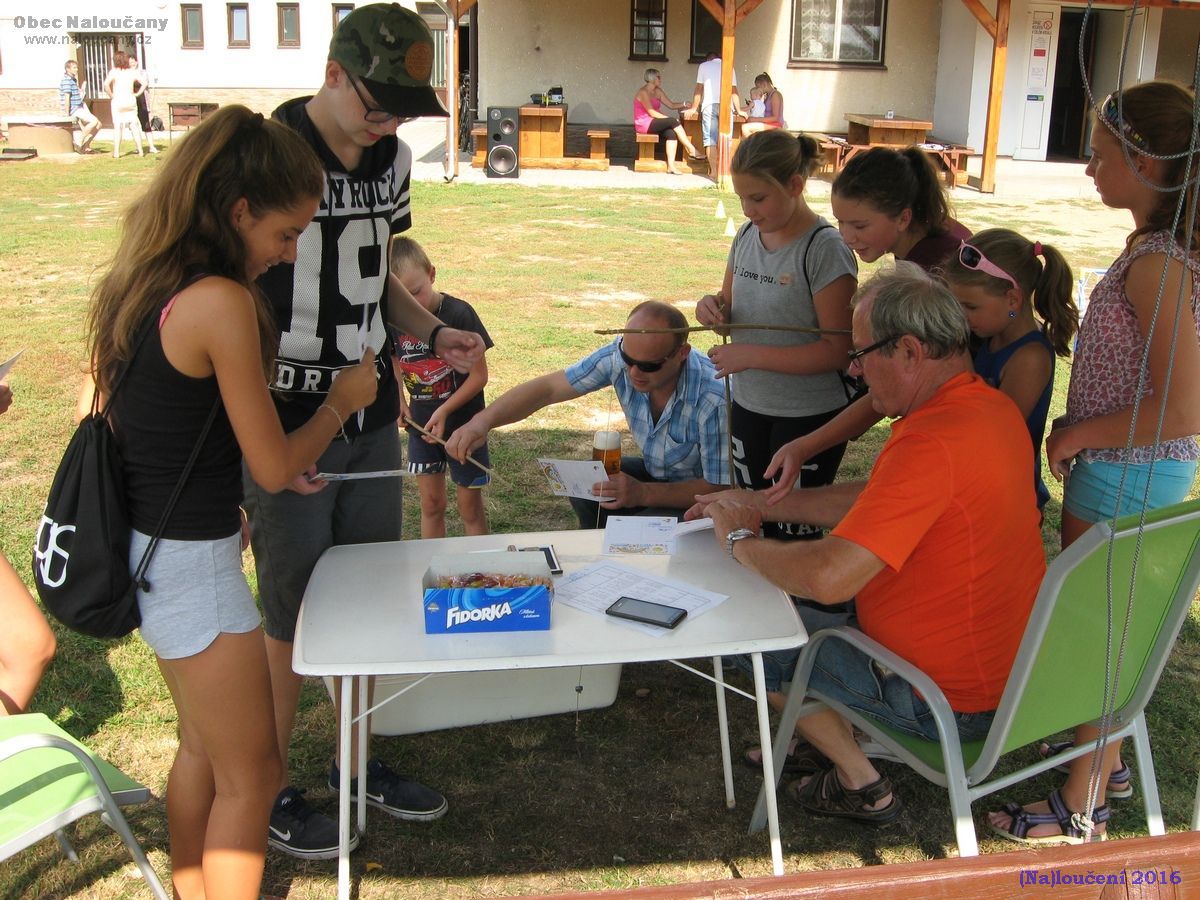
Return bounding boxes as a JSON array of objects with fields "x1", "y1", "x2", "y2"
[
  {"x1": 989, "y1": 80, "x2": 1200, "y2": 847},
  {"x1": 941, "y1": 229, "x2": 1077, "y2": 511},
  {"x1": 695, "y1": 130, "x2": 857, "y2": 539},
  {"x1": 767, "y1": 233, "x2": 1076, "y2": 511}
]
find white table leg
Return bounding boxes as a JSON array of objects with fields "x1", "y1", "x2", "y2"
[
  {"x1": 358, "y1": 675, "x2": 369, "y2": 834},
  {"x1": 751, "y1": 652, "x2": 784, "y2": 876},
  {"x1": 712, "y1": 655, "x2": 735, "y2": 810},
  {"x1": 338, "y1": 675, "x2": 353, "y2": 900}
]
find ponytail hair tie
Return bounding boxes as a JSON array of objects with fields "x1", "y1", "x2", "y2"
[{"x1": 1032, "y1": 241, "x2": 1043, "y2": 257}]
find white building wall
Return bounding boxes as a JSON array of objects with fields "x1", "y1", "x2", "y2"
[
  {"x1": 933, "y1": 0, "x2": 981, "y2": 147},
  {"x1": 476, "y1": 0, "x2": 945, "y2": 133}
]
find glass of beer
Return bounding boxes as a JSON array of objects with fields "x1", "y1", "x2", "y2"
[{"x1": 592, "y1": 430, "x2": 621, "y2": 476}]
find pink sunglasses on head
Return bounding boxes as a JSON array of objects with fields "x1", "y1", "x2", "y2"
[{"x1": 958, "y1": 241, "x2": 1019, "y2": 293}]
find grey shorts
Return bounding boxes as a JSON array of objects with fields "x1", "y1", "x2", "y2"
[
  {"x1": 131, "y1": 530, "x2": 261, "y2": 660},
  {"x1": 243, "y1": 424, "x2": 403, "y2": 643}
]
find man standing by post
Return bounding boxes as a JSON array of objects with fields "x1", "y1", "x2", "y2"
[
  {"x1": 245, "y1": 3, "x2": 484, "y2": 860},
  {"x1": 59, "y1": 60, "x2": 99, "y2": 154},
  {"x1": 686, "y1": 51, "x2": 736, "y2": 179}
]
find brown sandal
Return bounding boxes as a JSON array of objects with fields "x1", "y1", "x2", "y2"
[{"x1": 789, "y1": 768, "x2": 902, "y2": 825}]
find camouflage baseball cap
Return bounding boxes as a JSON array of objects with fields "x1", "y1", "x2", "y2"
[{"x1": 329, "y1": 3, "x2": 448, "y2": 118}]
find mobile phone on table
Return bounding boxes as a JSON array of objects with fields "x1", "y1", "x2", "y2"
[
  {"x1": 606, "y1": 596, "x2": 687, "y2": 629},
  {"x1": 519, "y1": 544, "x2": 563, "y2": 575}
]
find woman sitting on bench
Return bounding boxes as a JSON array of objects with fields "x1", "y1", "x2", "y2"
[{"x1": 633, "y1": 68, "x2": 700, "y2": 175}]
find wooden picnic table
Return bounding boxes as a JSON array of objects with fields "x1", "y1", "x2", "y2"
[{"x1": 844, "y1": 112, "x2": 933, "y2": 147}]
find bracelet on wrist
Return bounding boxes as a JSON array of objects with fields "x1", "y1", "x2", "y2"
[
  {"x1": 427, "y1": 324, "x2": 447, "y2": 358},
  {"x1": 317, "y1": 402, "x2": 346, "y2": 438}
]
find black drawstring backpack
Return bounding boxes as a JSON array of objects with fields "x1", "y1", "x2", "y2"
[{"x1": 33, "y1": 319, "x2": 219, "y2": 638}]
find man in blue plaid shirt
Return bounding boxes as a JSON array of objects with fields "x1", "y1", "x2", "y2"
[
  {"x1": 446, "y1": 301, "x2": 730, "y2": 527},
  {"x1": 58, "y1": 60, "x2": 100, "y2": 153}
]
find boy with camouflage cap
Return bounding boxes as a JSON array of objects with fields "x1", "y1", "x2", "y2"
[{"x1": 246, "y1": 2, "x2": 482, "y2": 860}]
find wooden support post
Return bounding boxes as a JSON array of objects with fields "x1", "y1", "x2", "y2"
[{"x1": 980, "y1": 0, "x2": 1009, "y2": 194}]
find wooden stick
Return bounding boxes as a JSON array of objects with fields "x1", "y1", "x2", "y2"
[
  {"x1": 402, "y1": 415, "x2": 497, "y2": 478},
  {"x1": 594, "y1": 324, "x2": 851, "y2": 336}
]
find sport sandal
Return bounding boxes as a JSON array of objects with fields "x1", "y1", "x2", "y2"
[
  {"x1": 990, "y1": 788, "x2": 1110, "y2": 846},
  {"x1": 743, "y1": 737, "x2": 831, "y2": 776},
  {"x1": 1039, "y1": 741, "x2": 1133, "y2": 799},
  {"x1": 789, "y1": 768, "x2": 902, "y2": 826}
]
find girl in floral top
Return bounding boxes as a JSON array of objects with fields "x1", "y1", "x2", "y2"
[{"x1": 990, "y1": 80, "x2": 1200, "y2": 847}]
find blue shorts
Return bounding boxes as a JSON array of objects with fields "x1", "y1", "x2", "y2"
[
  {"x1": 735, "y1": 602, "x2": 993, "y2": 743},
  {"x1": 1063, "y1": 457, "x2": 1197, "y2": 523},
  {"x1": 701, "y1": 104, "x2": 719, "y2": 147}
]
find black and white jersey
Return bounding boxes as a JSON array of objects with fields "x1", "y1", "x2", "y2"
[{"x1": 259, "y1": 96, "x2": 411, "y2": 437}]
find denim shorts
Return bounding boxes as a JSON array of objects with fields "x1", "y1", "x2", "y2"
[
  {"x1": 701, "y1": 104, "x2": 719, "y2": 147},
  {"x1": 805, "y1": 635, "x2": 995, "y2": 742},
  {"x1": 735, "y1": 603, "x2": 993, "y2": 743},
  {"x1": 1063, "y1": 457, "x2": 1197, "y2": 524},
  {"x1": 734, "y1": 601, "x2": 854, "y2": 691}
]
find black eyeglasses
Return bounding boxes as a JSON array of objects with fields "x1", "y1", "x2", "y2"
[
  {"x1": 348, "y1": 74, "x2": 403, "y2": 125},
  {"x1": 846, "y1": 335, "x2": 896, "y2": 367},
  {"x1": 618, "y1": 338, "x2": 674, "y2": 373}
]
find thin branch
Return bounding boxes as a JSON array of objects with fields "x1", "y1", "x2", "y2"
[{"x1": 594, "y1": 324, "x2": 851, "y2": 336}]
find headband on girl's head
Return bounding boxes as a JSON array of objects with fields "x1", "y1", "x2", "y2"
[{"x1": 1100, "y1": 93, "x2": 1150, "y2": 152}]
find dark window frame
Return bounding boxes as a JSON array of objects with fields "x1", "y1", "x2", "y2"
[
  {"x1": 788, "y1": 0, "x2": 888, "y2": 70},
  {"x1": 277, "y1": 3, "x2": 301, "y2": 47},
  {"x1": 332, "y1": 4, "x2": 354, "y2": 30},
  {"x1": 181, "y1": 4, "x2": 204, "y2": 48},
  {"x1": 688, "y1": 0, "x2": 721, "y2": 63},
  {"x1": 227, "y1": 3, "x2": 250, "y2": 48},
  {"x1": 629, "y1": 0, "x2": 668, "y2": 62}
]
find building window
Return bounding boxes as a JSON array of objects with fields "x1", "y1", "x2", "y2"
[
  {"x1": 181, "y1": 4, "x2": 204, "y2": 48},
  {"x1": 791, "y1": 0, "x2": 886, "y2": 66},
  {"x1": 689, "y1": 0, "x2": 721, "y2": 61},
  {"x1": 333, "y1": 4, "x2": 354, "y2": 29},
  {"x1": 630, "y1": 0, "x2": 667, "y2": 61},
  {"x1": 278, "y1": 3, "x2": 300, "y2": 46},
  {"x1": 227, "y1": 3, "x2": 250, "y2": 48}
]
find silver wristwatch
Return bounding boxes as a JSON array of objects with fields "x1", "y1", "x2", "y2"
[{"x1": 726, "y1": 527, "x2": 758, "y2": 560}]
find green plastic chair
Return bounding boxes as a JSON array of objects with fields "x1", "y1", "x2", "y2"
[
  {"x1": 0, "y1": 712, "x2": 168, "y2": 898},
  {"x1": 749, "y1": 497, "x2": 1200, "y2": 855}
]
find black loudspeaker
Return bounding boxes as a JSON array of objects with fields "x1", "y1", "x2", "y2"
[{"x1": 486, "y1": 106, "x2": 519, "y2": 178}]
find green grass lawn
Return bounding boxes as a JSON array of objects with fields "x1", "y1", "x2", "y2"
[{"x1": 0, "y1": 152, "x2": 1197, "y2": 898}]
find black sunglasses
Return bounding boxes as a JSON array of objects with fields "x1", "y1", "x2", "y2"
[
  {"x1": 348, "y1": 74, "x2": 404, "y2": 125},
  {"x1": 618, "y1": 338, "x2": 674, "y2": 373},
  {"x1": 846, "y1": 335, "x2": 896, "y2": 366}
]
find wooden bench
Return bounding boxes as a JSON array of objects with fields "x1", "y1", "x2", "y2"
[
  {"x1": 923, "y1": 141, "x2": 974, "y2": 189},
  {"x1": 633, "y1": 131, "x2": 704, "y2": 174},
  {"x1": 587, "y1": 129, "x2": 610, "y2": 162},
  {"x1": 806, "y1": 132, "x2": 850, "y2": 177},
  {"x1": 471, "y1": 124, "x2": 486, "y2": 168}
]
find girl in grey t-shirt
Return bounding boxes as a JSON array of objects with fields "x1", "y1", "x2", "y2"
[{"x1": 696, "y1": 130, "x2": 857, "y2": 539}]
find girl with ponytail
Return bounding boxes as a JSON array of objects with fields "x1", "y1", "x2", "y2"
[{"x1": 941, "y1": 228, "x2": 1078, "y2": 509}]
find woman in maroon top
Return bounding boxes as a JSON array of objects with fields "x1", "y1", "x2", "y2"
[{"x1": 762, "y1": 145, "x2": 972, "y2": 499}]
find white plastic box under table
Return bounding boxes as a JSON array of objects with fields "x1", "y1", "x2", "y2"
[{"x1": 294, "y1": 528, "x2": 806, "y2": 898}]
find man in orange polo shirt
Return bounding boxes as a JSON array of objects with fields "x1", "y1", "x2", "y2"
[{"x1": 692, "y1": 266, "x2": 1045, "y2": 824}]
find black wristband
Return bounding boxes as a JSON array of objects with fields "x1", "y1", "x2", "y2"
[{"x1": 427, "y1": 324, "x2": 447, "y2": 358}]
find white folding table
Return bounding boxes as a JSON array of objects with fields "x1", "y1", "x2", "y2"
[{"x1": 293, "y1": 528, "x2": 806, "y2": 898}]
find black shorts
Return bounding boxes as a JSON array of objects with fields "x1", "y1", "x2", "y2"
[
  {"x1": 730, "y1": 401, "x2": 849, "y2": 541},
  {"x1": 405, "y1": 403, "x2": 490, "y2": 488},
  {"x1": 646, "y1": 116, "x2": 680, "y2": 142}
]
